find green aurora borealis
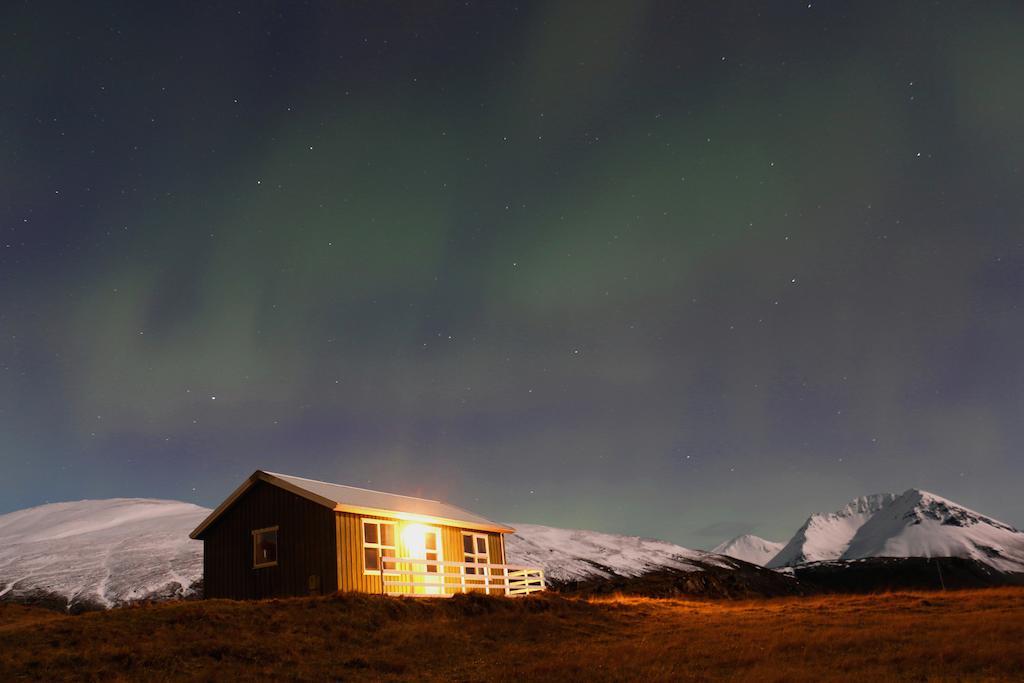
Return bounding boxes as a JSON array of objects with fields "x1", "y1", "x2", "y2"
[{"x1": 2, "y1": 2, "x2": 1023, "y2": 546}]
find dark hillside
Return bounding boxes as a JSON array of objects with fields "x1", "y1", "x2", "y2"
[
  {"x1": 552, "y1": 558, "x2": 811, "y2": 598},
  {"x1": 790, "y1": 557, "x2": 1024, "y2": 593}
]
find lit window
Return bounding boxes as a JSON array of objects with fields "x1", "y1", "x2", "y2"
[
  {"x1": 252, "y1": 526, "x2": 278, "y2": 568},
  {"x1": 462, "y1": 532, "x2": 489, "y2": 574},
  {"x1": 362, "y1": 520, "x2": 396, "y2": 573},
  {"x1": 424, "y1": 528, "x2": 440, "y2": 573}
]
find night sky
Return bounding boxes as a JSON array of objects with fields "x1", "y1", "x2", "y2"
[{"x1": 2, "y1": 2, "x2": 1023, "y2": 548}]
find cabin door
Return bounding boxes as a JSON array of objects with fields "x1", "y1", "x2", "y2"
[{"x1": 411, "y1": 526, "x2": 443, "y2": 595}]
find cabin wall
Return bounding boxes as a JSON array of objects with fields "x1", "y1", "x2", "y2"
[
  {"x1": 489, "y1": 533, "x2": 505, "y2": 565},
  {"x1": 445, "y1": 526, "x2": 505, "y2": 593},
  {"x1": 336, "y1": 511, "x2": 394, "y2": 593},
  {"x1": 336, "y1": 511, "x2": 505, "y2": 594},
  {"x1": 202, "y1": 480, "x2": 338, "y2": 600},
  {"x1": 439, "y1": 529, "x2": 503, "y2": 563}
]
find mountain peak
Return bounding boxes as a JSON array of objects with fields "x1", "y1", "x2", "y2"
[
  {"x1": 862, "y1": 488, "x2": 1019, "y2": 536},
  {"x1": 834, "y1": 493, "x2": 899, "y2": 517},
  {"x1": 766, "y1": 493, "x2": 897, "y2": 568},
  {"x1": 899, "y1": 488, "x2": 952, "y2": 506},
  {"x1": 711, "y1": 534, "x2": 784, "y2": 566},
  {"x1": 767, "y1": 487, "x2": 1024, "y2": 573}
]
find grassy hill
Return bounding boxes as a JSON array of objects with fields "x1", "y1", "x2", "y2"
[{"x1": 2, "y1": 589, "x2": 1023, "y2": 681}]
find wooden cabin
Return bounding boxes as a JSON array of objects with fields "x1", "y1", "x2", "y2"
[{"x1": 190, "y1": 470, "x2": 544, "y2": 599}]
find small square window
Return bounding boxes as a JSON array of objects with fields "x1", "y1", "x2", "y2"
[
  {"x1": 253, "y1": 527, "x2": 278, "y2": 568},
  {"x1": 362, "y1": 520, "x2": 396, "y2": 574}
]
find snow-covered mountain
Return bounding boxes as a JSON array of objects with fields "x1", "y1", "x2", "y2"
[
  {"x1": 5, "y1": 489, "x2": 1021, "y2": 610},
  {"x1": 506, "y1": 523, "x2": 732, "y2": 582},
  {"x1": 841, "y1": 489, "x2": 1024, "y2": 573},
  {"x1": 0, "y1": 499, "x2": 734, "y2": 609},
  {"x1": 767, "y1": 493, "x2": 897, "y2": 568},
  {"x1": 711, "y1": 534, "x2": 785, "y2": 566},
  {"x1": 0, "y1": 499, "x2": 207, "y2": 611},
  {"x1": 769, "y1": 489, "x2": 1024, "y2": 574}
]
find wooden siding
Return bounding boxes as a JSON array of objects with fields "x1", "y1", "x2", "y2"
[
  {"x1": 489, "y1": 533, "x2": 505, "y2": 565},
  {"x1": 337, "y1": 511, "x2": 505, "y2": 595},
  {"x1": 337, "y1": 511, "x2": 394, "y2": 594},
  {"x1": 202, "y1": 480, "x2": 338, "y2": 600}
]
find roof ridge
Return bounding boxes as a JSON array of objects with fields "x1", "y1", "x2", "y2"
[
  {"x1": 192, "y1": 469, "x2": 513, "y2": 539},
  {"x1": 263, "y1": 470, "x2": 443, "y2": 504}
]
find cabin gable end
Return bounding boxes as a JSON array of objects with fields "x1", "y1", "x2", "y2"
[{"x1": 201, "y1": 479, "x2": 338, "y2": 599}]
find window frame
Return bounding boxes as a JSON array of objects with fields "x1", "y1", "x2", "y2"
[
  {"x1": 361, "y1": 519, "x2": 397, "y2": 575},
  {"x1": 462, "y1": 531, "x2": 490, "y2": 574},
  {"x1": 252, "y1": 525, "x2": 279, "y2": 569},
  {"x1": 417, "y1": 526, "x2": 443, "y2": 575}
]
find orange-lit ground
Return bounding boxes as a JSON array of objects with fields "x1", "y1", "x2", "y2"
[{"x1": 2, "y1": 588, "x2": 1023, "y2": 681}]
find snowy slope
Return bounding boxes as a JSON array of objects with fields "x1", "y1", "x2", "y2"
[
  {"x1": 0, "y1": 499, "x2": 206, "y2": 610},
  {"x1": 767, "y1": 493, "x2": 897, "y2": 568},
  {"x1": 841, "y1": 489, "x2": 1024, "y2": 573},
  {"x1": 8, "y1": 490, "x2": 1018, "y2": 609},
  {"x1": 712, "y1": 534, "x2": 785, "y2": 566},
  {"x1": 0, "y1": 499, "x2": 735, "y2": 608},
  {"x1": 505, "y1": 523, "x2": 731, "y2": 582}
]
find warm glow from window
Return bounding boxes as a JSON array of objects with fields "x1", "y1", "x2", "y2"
[{"x1": 402, "y1": 523, "x2": 429, "y2": 556}]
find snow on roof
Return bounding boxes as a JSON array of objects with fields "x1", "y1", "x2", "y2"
[{"x1": 190, "y1": 470, "x2": 513, "y2": 538}]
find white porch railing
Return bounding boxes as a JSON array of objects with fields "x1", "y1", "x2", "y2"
[{"x1": 379, "y1": 556, "x2": 545, "y2": 597}]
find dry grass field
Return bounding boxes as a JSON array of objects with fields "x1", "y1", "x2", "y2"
[{"x1": 2, "y1": 588, "x2": 1023, "y2": 681}]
